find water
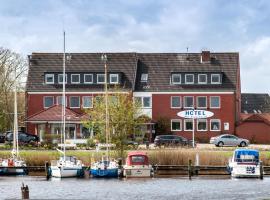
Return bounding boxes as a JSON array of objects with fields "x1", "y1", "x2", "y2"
[{"x1": 1, "y1": 176, "x2": 270, "y2": 200}]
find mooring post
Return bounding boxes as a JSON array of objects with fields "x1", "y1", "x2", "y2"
[
  {"x1": 118, "y1": 158, "x2": 123, "y2": 177},
  {"x1": 260, "y1": 161, "x2": 264, "y2": 180},
  {"x1": 45, "y1": 161, "x2": 50, "y2": 180},
  {"x1": 188, "y1": 159, "x2": 192, "y2": 180},
  {"x1": 21, "y1": 183, "x2": 29, "y2": 199}
]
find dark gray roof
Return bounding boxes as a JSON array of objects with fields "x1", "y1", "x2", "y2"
[
  {"x1": 26, "y1": 53, "x2": 138, "y2": 92},
  {"x1": 241, "y1": 93, "x2": 270, "y2": 113},
  {"x1": 26, "y1": 52, "x2": 239, "y2": 92},
  {"x1": 135, "y1": 53, "x2": 239, "y2": 92}
]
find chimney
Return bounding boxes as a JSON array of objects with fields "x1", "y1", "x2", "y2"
[{"x1": 201, "y1": 51, "x2": 210, "y2": 63}]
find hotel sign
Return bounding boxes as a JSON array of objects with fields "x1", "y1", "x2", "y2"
[{"x1": 177, "y1": 110, "x2": 214, "y2": 119}]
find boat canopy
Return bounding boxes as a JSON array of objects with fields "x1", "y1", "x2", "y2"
[
  {"x1": 234, "y1": 149, "x2": 259, "y2": 162},
  {"x1": 126, "y1": 152, "x2": 149, "y2": 166}
]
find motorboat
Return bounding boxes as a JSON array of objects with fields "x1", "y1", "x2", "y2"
[
  {"x1": 90, "y1": 159, "x2": 119, "y2": 178},
  {"x1": 50, "y1": 155, "x2": 83, "y2": 178},
  {"x1": 123, "y1": 152, "x2": 153, "y2": 178},
  {"x1": 228, "y1": 149, "x2": 262, "y2": 178}
]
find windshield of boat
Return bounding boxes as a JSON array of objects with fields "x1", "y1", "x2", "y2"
[
  {"x1": 60, "y1": 156, "x2": 76, "y2": 163},
  {"x1": 131, "y1": 156, "x2": 146, "y2": 164},
  {"x1": 234, "y1": 150, "x2": 259, "y2": 163}
]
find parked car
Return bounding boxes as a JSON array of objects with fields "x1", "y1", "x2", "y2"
[
  {"x1": 210, "y1": 134, "x2": 249, "y2": 147},
  {"x1": 154, "y1": 135, "x2": 192, "y2": 147},
  {"x1": 5, "y1": 131, "x2": 39, "y2": 144},
  {"x1": 0, "y1": 133, "x2": 5, "y2": 143}
]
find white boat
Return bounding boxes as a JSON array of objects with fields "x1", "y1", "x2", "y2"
[
  {"x1": 228, "y1": 149, "x2": 262, "y2": 178},
  {"x1": 123, "y1": 152, "x2": 153, "y2": 178},
  {"x1": 50, "y1": 32, "x2": 83, "y2": 178},
  {"x1": 0, "y1": 70, "x2": 27, "y2": 176}
]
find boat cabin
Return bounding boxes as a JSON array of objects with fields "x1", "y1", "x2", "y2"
[
  {"x1": 126, "y1": 152, "x2": 149, "y2": 166},
  {"x1": 233, "y1": 149, "x2": 259, "y2": 164}
]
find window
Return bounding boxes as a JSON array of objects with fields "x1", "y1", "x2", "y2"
[
  {"x1": 82, "y1": 96, "x2": 93, "y2": 108},
  {"x1": 141, "y1": 73, "x2": 148, "y2": 82},
  {"x1": 56, "y1": 96, "x2": 67, "y2": 105},
  {"x1": 197, "y1": 96, "x2": 207, "y2": 108},
  {"x1": 71, "y1": 74, "x2": 80, "y2": 84},
  {"x1": 45, "y1": 74, "x2": 54, "y2": 84},
  {"x1": 172, "y1": 74, "x2": 181, "y2": 84},
  {"x1": 211, "y1": 74, "x2": 221, "y2": 84},
  {"x1": 171, "y1": 119, "x2": 182, "y2": 131},
  {"x1": 44, "y1": 96, "x2": 54, "y2": 108},
  {"x1": 184, "y1": 96, "x2": 194, "y2": 108},
  {"x1": 198, "y1": 74, "x2": 207, "y2": 84},
  {"x1": 69, "y1": 96, "x2": 80, "y2": 108},
  {"x1": 210, "y1": 96, "x2": 220, "y2": 108},
  {"x1": 110, "y1": 74, "x2": 119, "y2": 84},
  {"x1": 84, "y1": 74, "x2": 93, "y2": 84},
  {"x1": 97, "y1": 74, "x2": 105, "y2": 84},
  {"x1": 197, "y1": 119, "x2": 207, "y2": 131},
  {"x1": 134, "y1": 97, "x2": 151, "y2": 108},
  {"x1": 210, "y1": 119, "x2": 221, "y2": 131},
  {"x1": 185, "y1": 74, "x2": 194, "y2": 84},
  {"x1": 184, "y1": 119, "x2": 193, "y2": 131},
  {"x1": 171, "y1": 96, "x2": 181, "y2": 108},
  {"x1": 58, "y1": 74, "x2": 67, "y2": 84}
]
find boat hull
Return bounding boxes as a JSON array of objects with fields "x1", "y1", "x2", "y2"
[
  {"x1": 123, "y1": 166, "x2": 152, "y2": 178},
  {"x1": 229, "y1": 163, "x2": 261, "y2": 178},
  {"x1": 90, "y1": 168, "x2": 119, "y2": 178},
  {"x1": 0, "y1": 167, "x2": 28, "y2": 176},
  {"x1": 50, "y1": 166, "x2": 83, "y2": 178}
]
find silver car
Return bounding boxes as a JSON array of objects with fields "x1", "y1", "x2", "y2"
[{"x1": 210, "y1": 134, "x2": 250, "y2": 147}]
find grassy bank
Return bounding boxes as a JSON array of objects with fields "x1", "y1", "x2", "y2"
[{"x1": 0, "y1": 149, "x2": 270, "y2": 166}]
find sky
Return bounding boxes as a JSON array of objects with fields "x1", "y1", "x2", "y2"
[{"x1": 0, "y1": 0, "x2": 270, "y2": 93}]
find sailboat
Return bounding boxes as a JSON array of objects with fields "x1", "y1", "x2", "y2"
[
  {"x1": 90, "y1": 54, "x2": 119, "y2": 178},
  {"x1": 50, "y1": 32, "x2": 83, "y2": 178},
  {"x1": 0, "y1": 70, "x2": 28, "y2": 175}
]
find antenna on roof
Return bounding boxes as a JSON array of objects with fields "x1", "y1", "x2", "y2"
[{"x1": 186, "y1": 47, "x2": 189, "y2": 53}]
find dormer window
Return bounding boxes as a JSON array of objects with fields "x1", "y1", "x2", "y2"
[
  {"x1": 141, "y1": 73, "x2": 148, "y2": 82},
  {"x1": 84, "y1": 74, "x2": 93, "y2": 84},
  {"x1": 45, "y1": 74, "x2": 54, "y2": 84},
  {"x1": 198, "y1": 74, "x2": 207, "y2": 84},
  {"x1": 58, "y1": 74, "x2": 67, "y2": 84},
  {"x1": 97, "y1": 74, "x2": 105, "y2": 84},
  {"x1": 71, "y1": 74, "x2": 80, "y2": 84},
  {"x1": 110, "y1": 74, "x2": 119, "y2": 84},
  {"x1": 211, "y1": 74, "x2": 221, "y2": 84},
  {"x1": 172, "y1": 74, "x2": 181, "y2": 84},
  {"x1": 185, "y1": 74, "x2": 194, "y2": 84}
]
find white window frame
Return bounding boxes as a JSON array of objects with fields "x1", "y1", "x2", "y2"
[
  {"x1": 171, "y1": 119, "x2": 182, "y2": 131},
  {"x1": 97, "y1": 74, "x2": 105, "y2": 84},
  {"x1": 197, "y1": 119, "x2": 207, "y2": 131},
  {"x1": 211, "y1": 74, "x2": 221, "y2": 84},
  {"x1": 82, "y1": 96, "x2": 93, "y2": 108},
  {"x1": 71, "y1": 74, "x2": 80, "y2": 84},
  {"x1": 56, "y1": 96, "x2": 67, "y2": 105},
  {"x1": 69, "y1": 96, "x2": 80, "y2": 108},
  {"x1": 141, "y1": 73, "x2": 148, "y2": 82},
  {"x1": 198, "y1": 74, "x2": 207, "y2": 84},
  {"x1": 171, "y1": 96, "x2": 181, "y2": 108},
  {"x1": 172, "y1": 74, "x2": 181, "y2": 84},
  {"x1": 197, "y1": 96, "x2": 207, "y2": 109},
  {"x1": 210, "y1": 119, "x2": 221, "y2": 131},
  {"x1": 184, "y1": 96, "x2": 194, "y2": 109},
  {"x1": 84, "y1": 74, "x2": 93, "y2": 84},
  {"x1": 185, "y1": 74, "x2": 194, "y2": 84},
  {"x1": 45, "y1": 74, "x2": 54, "y2": 84},
  {"x1": 210, "y1": 96, "x2": 221, "y2": 108},
  {"x1": 142, "y1": 97, "x2": 151, "y2": 108},
  {"x1": 43, "y1": 96, "x2": 54, "y2": 108},
  {"x1": 58, "y1": 74, "x2": 67, "y2": 84},
  {"x1": 110, "y1": 74, "x2": 119, "y2": 84},
  {"x1": 184, "y1": 119, "x2": 194, "y2": 131}
]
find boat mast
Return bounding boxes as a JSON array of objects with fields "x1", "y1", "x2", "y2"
[
  {"x1": 13, "y1": 68, "x2": 19, "y2": 158},
  {"x1": 62, "y1": 31, "x2": 66, "y2": 161},
  {"x1": 102, "y1": 54, "x2": 109, "y2": 161}
]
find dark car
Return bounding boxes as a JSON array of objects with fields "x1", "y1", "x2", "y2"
[
  {"x1": 154, "y1": 135, "x2": 191, "y2": 147},
  {"x1": 0, "y1": 133, "x2": 5, "y2": 143},
  {"x1": 5, "y1": 131, "x2": 39, "y2": 144}
]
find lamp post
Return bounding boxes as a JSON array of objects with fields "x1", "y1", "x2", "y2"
[{"x1": 101, "y1": 54, "x2": 109, "y2": 161}]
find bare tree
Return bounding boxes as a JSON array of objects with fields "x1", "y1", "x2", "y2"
[{"x1": 0, "y1": 47, "x2": 27, "y2": 132}]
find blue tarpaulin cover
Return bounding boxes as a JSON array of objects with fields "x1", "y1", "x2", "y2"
[{"x1": 234, "y1": 149, "x2": 259, "y2": 162}]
